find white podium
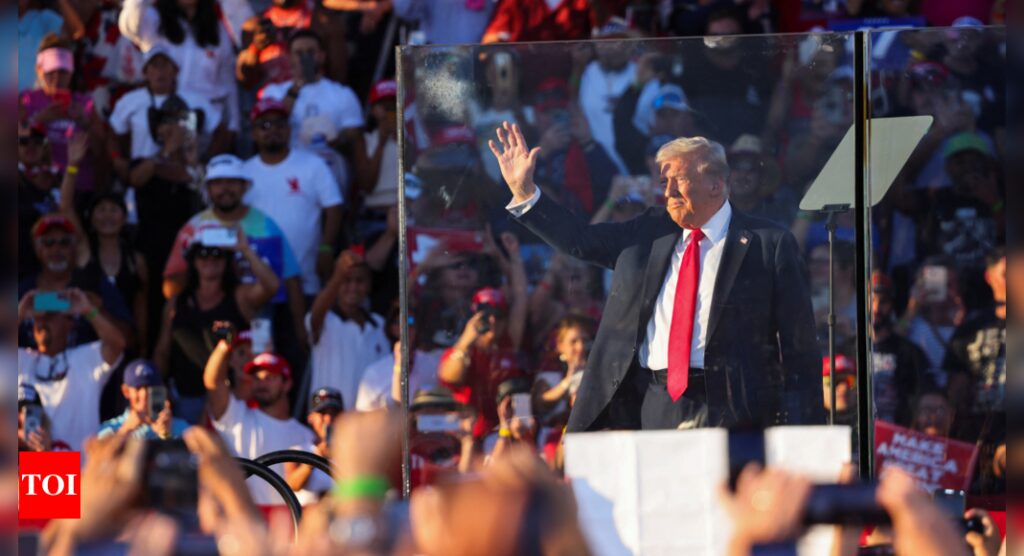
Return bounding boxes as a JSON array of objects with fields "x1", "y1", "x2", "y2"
[{"x1": 564, "y1": 426, "x2": 851, "y2": 556}]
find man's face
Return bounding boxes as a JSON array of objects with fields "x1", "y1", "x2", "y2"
[
  {"x1": 207, "y1": 178, "x2": 247, "y2": 212},
  {"x1": 946, "y1": 150, "x2": 991, "y2": 192},
  {"x1": 595, "y1": 41, "x2": 629, "y2": 72},
  {"x1": 985, "y1": 256, "x2": 1007, "y2": 304},
  {"x1": 254, "y1": 114, "x2": 290, "y2": 154},
  {"x1": 727, "y1": 153, "x2": 761, "y2": 201},
  {"x1": 250, "y1": 370, "x2": 289, "y2": 408},
  {"x1": 18, "y1": 124, "x2": 47, "y2": 166},
  {"x1": 32, "y1": 312, "x2": 71, "y2": 354},
  {"x1": 914, "y1": 394, "x2": 953, "y2": 437},
  {"x1": 337, "y1": 268, "x2": 372, "y2": 308},
  {"x1": 289, "y1": 36, "x2": 324, "y2": 77},
  {"x1": 661, "y1": 157, "x2": 725, "y2": 229},
  {"x1": 439, "y1": 256, "x2": 478, "y2": 290},
  {"x1": 652, "y1": 108, "x2": 694, "y2": 137},
  {"x1": 307, "y1": 409, "x2": 339, "y2": 439},
  {"x1": 144, "y1": 56, "x2": 178, "y2": 93},
  {"x1": 35, "y1": 231, "x2": 75, "y2": 273},
  {"x1": 871, "y1": 293, "x2": 894, "y2": 327},
  {"x1": 123, "y1": 385, "x2": 151, "y2": 415}
]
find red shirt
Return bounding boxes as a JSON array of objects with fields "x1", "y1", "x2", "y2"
[
  {"x1": 439, "y1": 342, "x2": 525, "y2": 438},
  {"x1": 483, "y1": 0, "x2": 594, "y2": 43}
]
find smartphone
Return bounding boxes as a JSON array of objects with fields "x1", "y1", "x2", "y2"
[
  {"x1": 53, "y1": 89, "x2": 72, "y2": 110},
  {"x1": 727, "y1": 428, "x2": 765, "y2": 492},
  {"x1": 416, "y1": 413, "x2": 461, "y2": 434},
  {"x1": 180, "y1": 111, "x2": 198, "y2": 135},
  {"x1": 922, "y1": 265, "x2": 948, "y2": 303},
  {"x1": 33, "y1": 291, "x2": 71, "y2": 313},
  {"x1": 511, "y1": 393, "x2": 532, "y2": 420},
  {"x1": 22, "y1": 405, "x2": 44, "y2": 437},
  {"x1": 148, "y1": 385, "x2": 167, "y2": 422},
  {"x1": 299, "y1": 50, "x2": 316, "y2": 82},
  {"x1": 141, "y1": 439, "x2": 199, "y2": 529},
  {"x1": 249, "y1": 318, "x2": 272, "y2": 354},
  {"x1": 932, "y1": 488, "x2": 966, "y2": 519},
  {"x1": 197, "y1": 226, "x2": 238, "y2": 248}
]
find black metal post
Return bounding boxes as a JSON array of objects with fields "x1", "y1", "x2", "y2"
[
  {"x1": 395, "y1": 47, "x2": 412, "y2": 499},
  {"x1": 853, "y1": 30, "x2": 874, "y2": 480}
]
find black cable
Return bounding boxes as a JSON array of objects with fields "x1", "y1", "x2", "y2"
[{"x1": 234, "y1": 457, "x2": 303, "y2": 538}]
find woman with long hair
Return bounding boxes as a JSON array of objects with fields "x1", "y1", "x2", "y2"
[
  {"x1": 119, "y1": 0, "x2": 239, "y2": 148},
  {"x1": 154, "y1": 230, "x2": 279, "y2": 423}
]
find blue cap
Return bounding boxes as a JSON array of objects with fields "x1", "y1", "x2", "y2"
[{"x1": 124, "y1": 359, "x2": 164, "y2": 388}]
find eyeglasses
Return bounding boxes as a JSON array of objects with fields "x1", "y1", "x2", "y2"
[
  {"x1": 444, "y1": 261, "x2": 472, "y2": 271},
  {"x1": 195, "y1": 247, "x2": 227, "y2": 259},
  {"x1": 39, "y1": 236, "x2": 73, "y2": 248},
  {"x1": 256, "y1": 119, "x2": 288, "y2": 130},
  {"x1": 19, "y1": 135, "x2": 47, "y2": 146},
  {"x1": 34, "y1": 352, "x2": 69, "y2": 382}
]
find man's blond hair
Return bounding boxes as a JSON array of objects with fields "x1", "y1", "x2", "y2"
[{"x1": 654, "y1": 136, "x2": 730, "y2": 183}]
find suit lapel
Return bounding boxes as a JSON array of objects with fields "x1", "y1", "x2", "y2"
[
  {"x1": 707, "y1": 215, "x2": 752, "y2": 343},
  {"x1": 636, "y1": 215, "x2": 682, "y2": 345}
]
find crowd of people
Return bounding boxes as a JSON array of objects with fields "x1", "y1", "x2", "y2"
[{"x1": 15, "y1": 0, "x2": 1007, "y2": 553}]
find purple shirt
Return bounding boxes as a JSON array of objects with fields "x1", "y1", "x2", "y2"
[{"x1": 20, "y1": 89, "x2": 97, "y2": 192}]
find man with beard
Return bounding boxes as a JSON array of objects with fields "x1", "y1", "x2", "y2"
[
  {"x1": 870, "y1": 271, "x2": 929, "y2": 427},
  {"x1": 243, "y1": 98, "x2": 343, "y2": 299},
  {"x1": 205, "y1": 345, "x2": 318, "y2": 505},
  {"x1": 163, "y1": 154, "x2": 310, "y2": 378}
]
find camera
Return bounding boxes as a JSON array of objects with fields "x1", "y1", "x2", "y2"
[{"x1": 474, "y1": 304, "x2": 499, "y2": 334}]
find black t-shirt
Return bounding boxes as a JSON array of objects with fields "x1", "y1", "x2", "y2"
[
  {"x1": 872, "y1": 331, "x2": 930, "y2": 426},
  {"x1": 917, "y1": 188, "x2": 999, "y2": 272},
  {"x1": 677, "y1": 51, "x2": 773, "y2": 146},
  {"x1": 943, "y1": 312, "x2": 1005, "y2": 416}
]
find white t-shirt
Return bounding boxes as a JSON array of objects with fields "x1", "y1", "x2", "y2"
[
  {"x1": 306, "y1": 310, "x2": 390, "y2": 410},
  {"x1": 108, "y1": 86, "x2": 222, "y2": 159},
  {"x1": 212, "y1": 395, "x2": 331, "y2": 505},
  {"x1": 261, "y1": 78, "x2": 364, "y2": 145},
  {"x1": 354, "y1": 349, "x2": 443, "y2": 411},
  {"x1": 243, "y1": 150, "x2": 343, "y2": 294},
  {"x1": 362, "y1": 129, "x2": 399, "y2": 207},
  {"x1": 578, "y1": 60, "x2": 635, "y2": 174},
  {"x1": 18, "y1": 342, "x2": 120, "y2": 452},
  {"x1": 118, "y1": 2, "x2": 240, "y2": 130}
]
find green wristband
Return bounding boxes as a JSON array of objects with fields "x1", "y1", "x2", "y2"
[
  {"x1": 318, "y1": 243, "x2": 333, "y2": 254},
  {"x1": 333, "y1": 475, "x2": 390, "y2": 502},
  {"x1": 84, "y1": 307, "x2": 99, "y2": 321}
]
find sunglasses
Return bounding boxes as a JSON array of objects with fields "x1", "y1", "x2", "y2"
[
  {"x1": 19, "y1": 135, "x2": 47, "y2": 146},
  {"x1": 195, "y1": 247, "x2": 227, "y2": 259},
  {"x1": 444, "y1": 260, "x2": 473, "y2": 271},
  {"x1": 39, "y1": 236, "x2": 73, "y2": 248},
  {"x1": 256, "y1": 118, "x2": 288, "y2": 130}
]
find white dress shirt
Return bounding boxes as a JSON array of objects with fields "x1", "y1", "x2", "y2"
[
  {"x1": 505, "y1": 188, "x2": 733, "y2": 370},
  {"x1": 639, "y1": 201, "x2": 731, "y2": 370}
]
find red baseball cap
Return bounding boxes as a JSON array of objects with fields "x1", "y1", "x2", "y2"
[
  {"x1": 368, "y1": 79, "x2": 397, "y2": 105},
  {"x1": 244, "y1": 352, "x2": 292, "y2": 379},
  {"x1": 822, "y1": 354, "x2": 855, "y2": 377},
  {"x1": 471, "y1": 287, "x2": 508, "y2": 313},
  {"x1": 33, "y1": 214, "x2": 76, "y2": 237},
  {"x1": 430, "y1": 125, "x2": 475, "y2": 147},
  {"x1": 534, "y1": 77, "x2": 570, "y2": 112},
  {"x1": 250, "y1": 97, "x2": 289, "y2": 120}
]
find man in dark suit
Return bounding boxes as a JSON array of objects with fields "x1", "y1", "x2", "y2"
[{"x1": 488, "y1": 122, "x2": 823, "y2": 431}]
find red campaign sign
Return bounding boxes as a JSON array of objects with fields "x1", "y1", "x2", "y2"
[
  {"x1": 874, "y1": 421, "x2": 978, "y2": 491},
  {"x1": 19, "y1": 452, "x2": 81, "y2": 520}
]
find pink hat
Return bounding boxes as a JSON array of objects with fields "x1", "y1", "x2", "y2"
[{"x1": 37, "y1": 48, "x2": 74, "y2": 74}]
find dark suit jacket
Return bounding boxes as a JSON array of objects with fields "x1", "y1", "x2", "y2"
[{"x1": 515, "y1": 193, "x2": 824, "y2": 431}]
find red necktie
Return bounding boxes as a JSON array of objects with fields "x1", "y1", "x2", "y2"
[{"x1": 668, "y1": 228, "x2": 704, "y2": 401}]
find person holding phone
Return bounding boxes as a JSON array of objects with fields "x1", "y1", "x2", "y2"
[
  {"x1": 258, "y1": 30, "x2": 365, "y2": 166},
  {"x1": 17, "y1": 288, "x2": 127, "y2": 451},
  {"x1": 18, "y1": 384, "x2": 53, "y2": 452},
  {"x1": 20, "y1": 33, "x2": 104, "y2": 200},
  {"x1": 153, "y1": 228, "x2": 280, "y2": 423},
  {"x1": 437, "y1": 287, "x2": 528, "y2": 440},
  {"x1": 97, "y1": 359, "x2": 189, "y2": 440}
]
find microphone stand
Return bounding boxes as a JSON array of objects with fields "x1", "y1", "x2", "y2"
[{"x1": 822, "y1": 203, "x2": 849, "y2": 426}]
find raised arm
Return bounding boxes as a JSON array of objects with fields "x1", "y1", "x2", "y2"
[
  {"x1": 203, "y1": 324, "x2": 234, "y2": 420},
  {"x1": 118, "y1": 0, "x2": 161, "y2": 51},
  {"x1": 233, "y1": 229, "x2": 281, "y2": 319},
  {"x1": 488, "y1": 121, "x2": 644, "y2": 269},
  {"x1": 69, "y1": 288, "x2": 126, "y2": 365}
]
